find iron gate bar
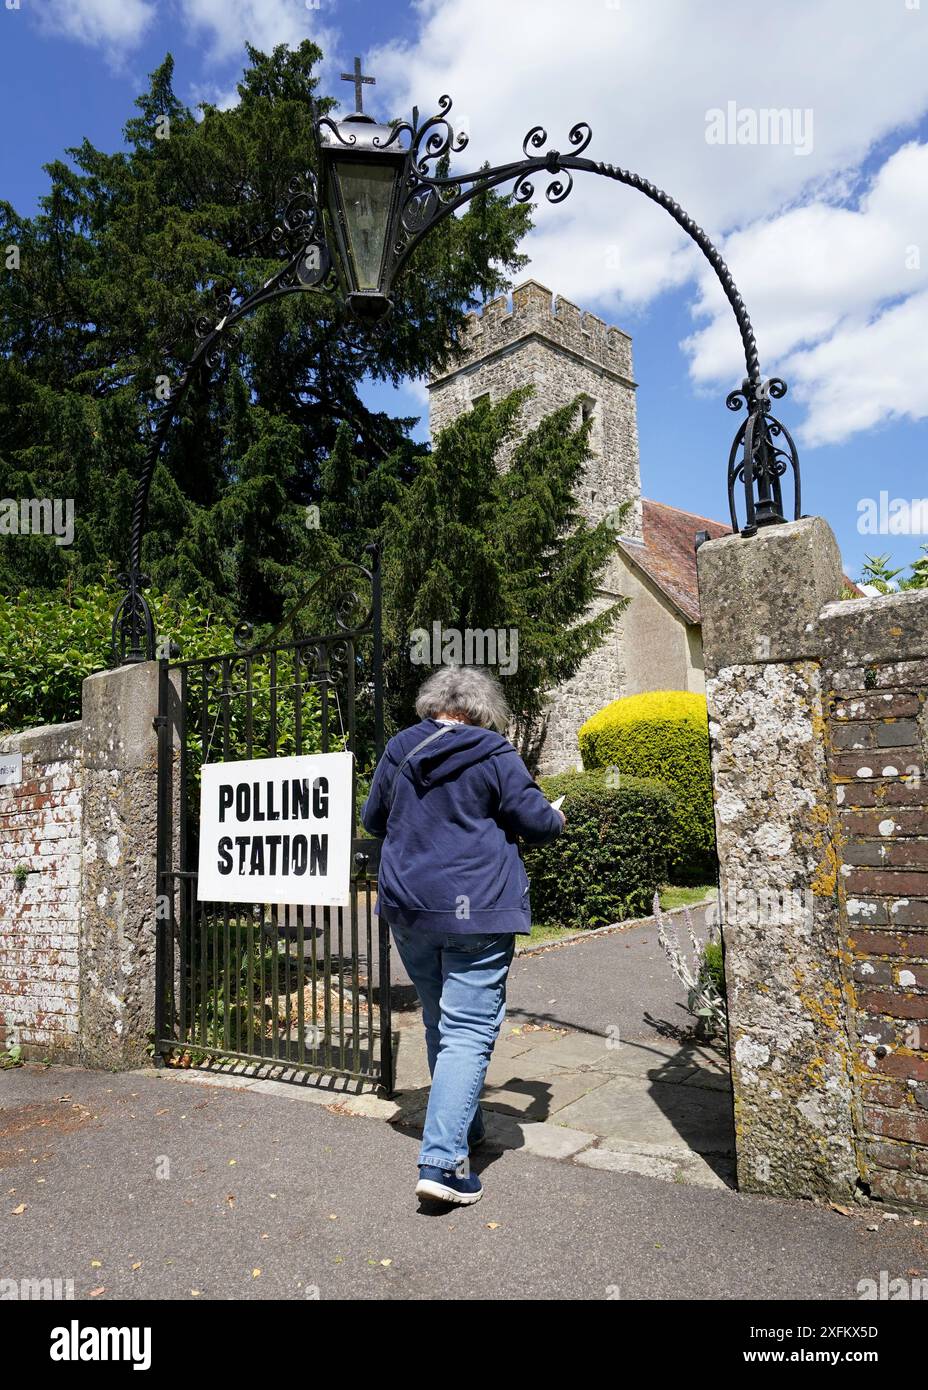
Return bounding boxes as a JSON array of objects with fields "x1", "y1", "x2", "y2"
[{"x1": 153, "y1": 563, "x2": 392, "y2": 1092}]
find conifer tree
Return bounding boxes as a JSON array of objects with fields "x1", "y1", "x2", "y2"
[
  {"x1": 0, "y1": 42, "x2": 529, "y2": 626},
  {"x1": 380, "y1": 390, "x2": 629, "y2": 760}
]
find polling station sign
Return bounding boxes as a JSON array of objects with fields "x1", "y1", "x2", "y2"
[{"x1": 196, "y1": 752, "x2": 353, "y2": 907}]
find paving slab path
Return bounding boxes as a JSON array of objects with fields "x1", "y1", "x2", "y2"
[{"x1": 392, "y1": 902, "x2": 736, "y2": 1187}]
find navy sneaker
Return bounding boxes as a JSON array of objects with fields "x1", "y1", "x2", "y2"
[{"x1": 416, "y1": 1164, "x2": 484, "y2": 1206}]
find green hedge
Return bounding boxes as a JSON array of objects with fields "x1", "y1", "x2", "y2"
[
  {"x1": 578, "y1": 689, "x2": 716, "y2": 883},
  {"x1": 523, "y1": 768, "x2": 673, "y2": 930},
  {"x1": 0, "y1": 580, "x2": 238, "y2": 732}
]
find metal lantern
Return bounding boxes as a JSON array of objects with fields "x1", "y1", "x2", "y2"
[{"x1": 316, "y1": 111, "x2": 409, "y2": 323}]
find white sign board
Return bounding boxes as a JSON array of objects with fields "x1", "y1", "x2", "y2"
[
  {"x1": 0, "y1": 752, "x2": 22, "y2": 787},
  {"x1": 196, "y1": 752, "x2": 353, "y2": 907}
]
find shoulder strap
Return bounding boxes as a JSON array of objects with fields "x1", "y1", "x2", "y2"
[{"x1": 387, "y1": 725, "x2": 452, "y2": 812}]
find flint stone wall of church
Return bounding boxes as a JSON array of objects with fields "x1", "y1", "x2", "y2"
[{"x1": 428, "y1": 281, "x2": 643, "y2": 771}]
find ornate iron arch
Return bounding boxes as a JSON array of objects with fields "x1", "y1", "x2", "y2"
[{"x1": 114, "y1": 95, "x2": 800, "y2": 664}]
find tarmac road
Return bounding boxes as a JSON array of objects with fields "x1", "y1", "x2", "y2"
[{"x1": 1, "y1": 1061, "x2": 924, "y2": 1302}]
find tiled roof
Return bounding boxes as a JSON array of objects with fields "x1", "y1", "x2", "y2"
[
  {"x1": 618, "y1": 499, "x2": 729, "y2": 624},
  {"x1": 618, "y1": 500, "x2": 861, "y2": 624}
]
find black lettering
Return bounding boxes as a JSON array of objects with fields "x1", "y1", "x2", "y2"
[
  {"x1": 312, "y1": 777, "x2": 329, "y2": 819},
  {"x1": 267, "y1": 782, "x2": 280, "y2": 821},
  {"x1": 217, "y1": 836, "x2": 233, "y2": 873},
  {"x1": 218, "y1": 785, "x2": 233, "y2": 823},
  {"x1": 266, "y1": 835, "x2": 281, "y2": 874},
  {"x1": 291, "y1": 778, "x2": 309, "y2": 820},
  {"x1": 291, "y1": 834, "x2": 307, "y2": 874},
  {"x1": 236, "y1": 784, "x2": 249, "y2": 821},
  {"x1": 309, "y1": 834, "x2": 328, "y2": 875},
  {"x1": 252, "y1": 781, "x2": 265, "y2": 821},
  {"x1": 249, "y1": 838, "x2": 265, "y2": 875},
  {"x1": 235, "y1": 837, "x2": 249, "y2": 873}
]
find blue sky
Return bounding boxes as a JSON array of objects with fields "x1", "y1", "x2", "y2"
[{"x1": 2, "y1": 0, "x2": 927, "y2": 582}]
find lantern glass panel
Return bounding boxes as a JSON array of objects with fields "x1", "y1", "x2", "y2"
[{"x1": 337, "y1": 161, "x2": 397, "y2": 292}]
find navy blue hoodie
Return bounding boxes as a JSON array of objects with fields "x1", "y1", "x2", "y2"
[{"x1": 361, "y1": 719, "x2": 563, "y2": 935}]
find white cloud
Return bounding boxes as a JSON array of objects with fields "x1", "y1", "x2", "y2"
[
  {"x1": 177, "y1": 0, "x2": 335, "y2": 67},
  {"x1": 685, "y1": 141, "x2": 928, "y2": 442},
  {"x1": 370, "y1": 0, "x2": 928, "y2": 445},
  {"x1": 781, "y1": 292, "x2": 928, "y2": 447},
  {"x1": 188, "y1": 80, "x2": 242, "y2": 113},
  {"x1": 31, "y1": 0, "x2": 334, "y2": 69},
  {"x1": 32, "y1": 0, "x2": 155, "y2": 55}
]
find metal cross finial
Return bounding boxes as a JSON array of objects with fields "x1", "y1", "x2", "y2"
[{"x1": 341, "y1": 56, "x2": 374, "y2": 114}]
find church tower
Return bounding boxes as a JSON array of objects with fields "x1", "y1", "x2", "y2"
[{"x1": 428, "y1": 280, "x2": 643, "y2": 773}]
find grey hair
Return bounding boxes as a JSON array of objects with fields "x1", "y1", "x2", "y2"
[{"x1": 415, "y1": 665, "x2": 510, "y2": 733}]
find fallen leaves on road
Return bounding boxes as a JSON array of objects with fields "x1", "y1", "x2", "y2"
[
  {"x1": 10, "y1": 1203, "x2": 25, "y2": 1215},
  {"x1": 89, "y1": 1287, "x2": 105, "y2": 1298}
]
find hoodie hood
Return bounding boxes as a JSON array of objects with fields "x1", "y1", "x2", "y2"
[{"x1": 400, "y1": 720, "x2": 512, "y2": 791}]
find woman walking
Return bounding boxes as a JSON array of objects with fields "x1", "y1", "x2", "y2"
[{"x1": 362, "y1": 665, "x2": 564, "y2": 1206}]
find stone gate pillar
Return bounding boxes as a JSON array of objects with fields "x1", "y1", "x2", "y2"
[
  {"x1": 79, "y1": 661, "x2": 161, "y2": 1069},
  {"x1": 697, "y1": 517, "x2": 860, "y2": 1201}
]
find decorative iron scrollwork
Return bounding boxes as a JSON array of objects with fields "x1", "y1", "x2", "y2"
[
  {"x1": 111, "y1": 570, "x2": 155, "y2": 666},
  {"x1": 233, "y1": 559, "x2": 375, "y2": 657},
  {"x1": 726, "y1": 377, "x2": 801, "y2": 537},
  {"x1": 233, "y1": 621, "x2": 254, "y2": 651},
  {"x1": 389, "y1": 98, "x2": 591, "y2": 271}
]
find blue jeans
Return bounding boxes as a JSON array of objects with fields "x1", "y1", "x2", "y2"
[{"x1": 390, "y1": 926, "x2": 516, "y2": 1172}]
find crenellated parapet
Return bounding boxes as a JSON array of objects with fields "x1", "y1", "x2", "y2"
[{"x1": 436, "y1": 280, "x2": 634, "y2": 384}]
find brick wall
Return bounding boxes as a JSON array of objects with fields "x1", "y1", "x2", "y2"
[
  {"x1": 0, "y1": 660, "x2": 162, "y2": 1070},
  {"x1": 828, "y1": 656, "x2": 928, "y2": 1208},
  {"x1": 0, "y1": 723, "x2": 82, "y2": 1061}
]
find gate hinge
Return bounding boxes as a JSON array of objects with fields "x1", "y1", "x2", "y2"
[{"x1": 152, "y1": 714, "x2": 168, "y2": 731}]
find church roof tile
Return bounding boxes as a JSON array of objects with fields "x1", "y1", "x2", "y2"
[{"x1": 619, "y1": 500, "x2": 859, "y2": 624}]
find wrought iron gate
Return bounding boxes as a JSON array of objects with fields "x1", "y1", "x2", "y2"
[{"x1": 152, "y1": 550, "x2": 393, "y2": 1092}]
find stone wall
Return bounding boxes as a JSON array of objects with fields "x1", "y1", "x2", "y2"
[
  {"x1": 428, "y1": 280, "x2": 642, "y2": 773},
  {"x1": 429, "y1": 279, "x2": 642, "y2": 541},
  {"x1": 0, "y1": 722, "x2": 83, "y2": 1061},
  {"x1": 0, "y1": 662, "x2": 162, "y2": 1068},
  {"x1": 698, "y1": 517, "x2": 928, "y2": 1210}
]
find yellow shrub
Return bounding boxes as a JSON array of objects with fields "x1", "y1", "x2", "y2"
[{"x1": 578, "y1": 690, "x2": 716, "y2": 882}]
